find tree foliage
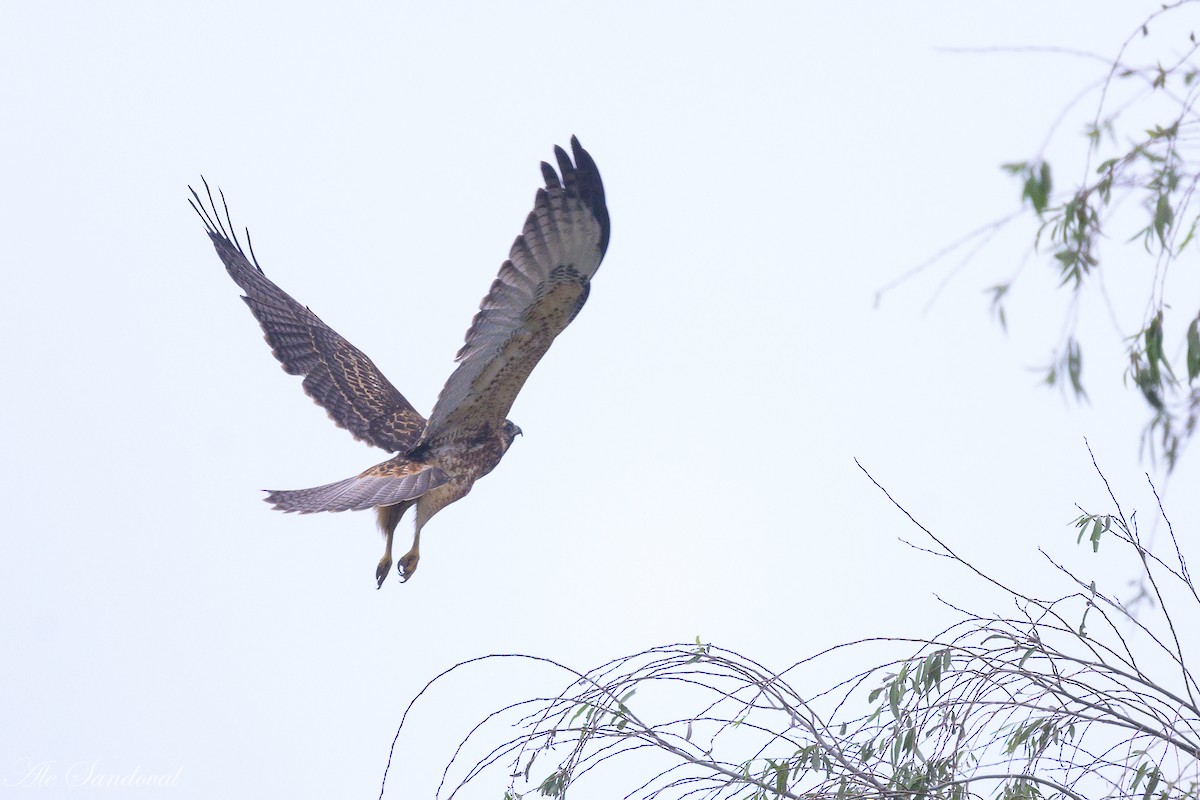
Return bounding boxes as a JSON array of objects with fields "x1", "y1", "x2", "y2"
[
  {"x1": 1000, "y1": 3, "x2": 1200, "y2": 470},
  {"x1": 893, "y1": 2, "x2": 1200, "y2": 470},
  {"x1": 382, "y1": 456, "x2": 1198, "y2": 799}
]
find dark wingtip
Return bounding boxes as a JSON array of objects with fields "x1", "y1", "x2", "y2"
[
  {"x1": 188, "y1": 177, "x2": 265, "y2": 272},
  {"x1": 540, "y1": 161, "x2": 560, "y2": 188},
  {"x1": 563, "y1": 136, "x2": 609, "y2": 258},
  {"x1": 188, "y1": 177, "x2": 221, "y2": 237}
]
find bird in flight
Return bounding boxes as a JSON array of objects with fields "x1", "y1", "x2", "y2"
[{"x1": 190, "y1": 137, "x2": 609, "y2": 587}]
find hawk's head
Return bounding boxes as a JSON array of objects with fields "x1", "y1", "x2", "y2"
[{"x1": 501, "y1": 420, "x2": 523, "y2": 449}]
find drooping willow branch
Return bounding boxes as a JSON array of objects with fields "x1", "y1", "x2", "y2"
[{"x1": 385, "y1": 455, "x2": 1197, "y2": 800}]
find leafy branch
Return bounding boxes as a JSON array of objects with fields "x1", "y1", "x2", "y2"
[
  {"x1": 384, "y1": 455, "x2": 1199, "y2": 799},
  {"x1": 889, "y1": 2, "x2": 1200, "y2": 471}
]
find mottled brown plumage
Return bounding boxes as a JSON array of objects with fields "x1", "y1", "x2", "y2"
[{"x1": 191, "y1": 138, "x2": 609, "y2": 586}]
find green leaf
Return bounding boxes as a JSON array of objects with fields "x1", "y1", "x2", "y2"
[
  {"x1": 1053, "y1": 250, "x2": 1084, "y2": 287},
  {"x1": 537, "y1": 769, "x2": 567, "y2": 798},
  {"x1": 1145, "y1": 312, "x2": 1164, "y2": 384},
  {"x1": 926, "y1": 651, "x2": 943, "y2": 691},
  {"x1": 773, "y1": 759, "x2": 789, "y2": 795},
  {"x1": 1066, "y1": 338, "x2": 1085, "y2": 398},
  {"x1": 1018, "y1": 647, "x2": 1035, "y2": 668},
  {"x1": 1143, "y1": 767, "x2": 1161, "y2": 800},
  {"x1": 1177, "y1": 215, "x2": 1199, "y2": 252},
  {"x1": 1152, "y1": 62, "x2": 1168, "y2": 88},
  {"x1": 1187, "y1": 317, "x2": 1200, "y2": 383},
  {"x1": 1154, "y1": 194, "x2": 1174, "y2": 246},
  {"x1": 1022, "y1": 161, "x2": 1052, "y2": 215},
  {"x1": 1131, "y1": 762, "x2": 1149, "y2": 792}
]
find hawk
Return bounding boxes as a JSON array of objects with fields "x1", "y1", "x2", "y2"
[{"x1": 190, "y1": 137, "x2": 609, "y2": 586}]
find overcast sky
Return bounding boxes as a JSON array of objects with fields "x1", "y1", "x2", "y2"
[{"x1": 3, "y1": 2, "x2": 1197, "y2": 798}]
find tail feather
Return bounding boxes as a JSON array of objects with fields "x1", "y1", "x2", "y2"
[{"x1": 265, "y1": 467, "x2": 447, "y2": 513}]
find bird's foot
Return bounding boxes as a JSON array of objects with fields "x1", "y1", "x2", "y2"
[
  {"x1": 375, "y1": 555, "x2": 393, "y2": 590},
  {"x1": 397, "y1": 548, "x2": 420, "y2": 583}
]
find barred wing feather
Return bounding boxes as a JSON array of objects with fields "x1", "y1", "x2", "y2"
[
  {"x1": 423, "y1": 137, "x2": 610, "y2": 442},
  {"x1": 189, "y1": 182, "x2": 427, "y2": 454}
]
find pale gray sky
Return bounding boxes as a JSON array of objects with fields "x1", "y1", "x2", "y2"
[{"x1": 2, "y1": 2, "x2": 1196, "y2": 798}]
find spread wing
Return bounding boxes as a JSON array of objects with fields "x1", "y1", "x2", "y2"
[
  {"x1": 423, "y1": 137, "x2": 610, "y2": 443},
  {"x1": 190, "y1": 181, "x2": 426, "y2": 454}
]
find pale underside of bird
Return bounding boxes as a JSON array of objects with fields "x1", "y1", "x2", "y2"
[{"x1": 190, "y1": 137, "x2": 609, "y2": 587}]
